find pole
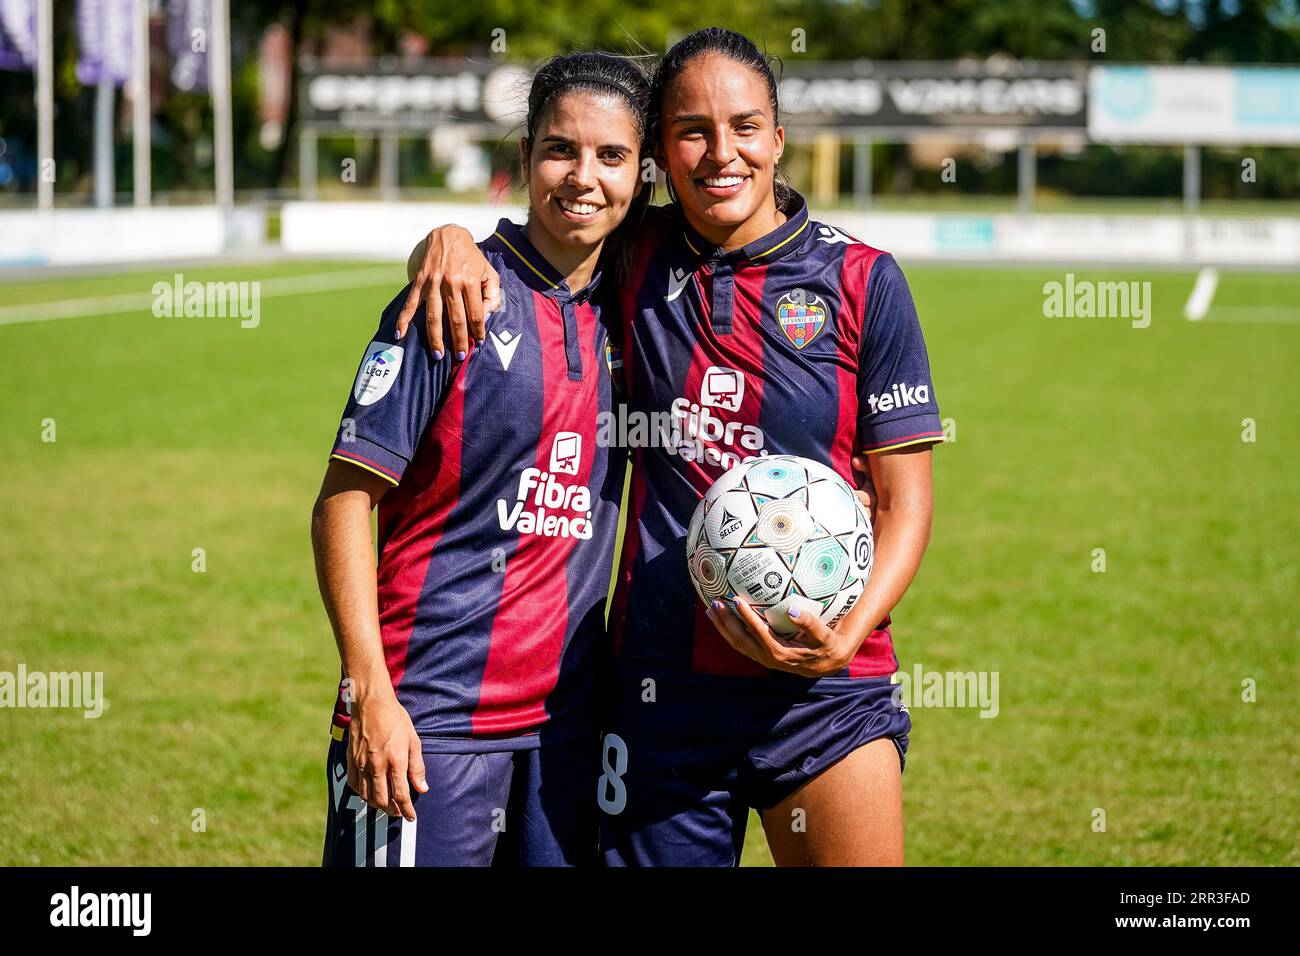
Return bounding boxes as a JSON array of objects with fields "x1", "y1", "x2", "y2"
[
  {"x1": 36, "y1": 0, "x2": 53, "y2": 209},
  {"x1": 211, "y1": 0, "x2": 234, "y2": 209},
  {"x1": 1183, "y1": 143, "x2": 1201, "y2": 259},
  {"x1": 132, "y1": 0, "x2": 150, "y2": 207},
  {"x1": 380, "y1": 132, "x2": 398, "y2": 200},
  {"x1": 300, "y1": 128, "x2": 317, "y2": 200},
  {"x1": 1183, "y1": 143, "x2": 1200, "y2": 215},
  {"x1": 853, "y1": 137, "x2": 873, "y2": 210},
  {"x1": 94, "y1": 75, "x2": 115, "y2": 208},
  {"x1": 1017, "y1": 133, "x2": 1035, "y2": 214},
  {"x1": 812, "y1": 133, "x2": 838, "y2": 208}
]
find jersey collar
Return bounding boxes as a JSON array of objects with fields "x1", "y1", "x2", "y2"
[
  {"x1": 675, "y1": 190, "x2": 811, "y2": 267},
  {"x1": 486, "y1": 218, "x2": 603, "y2": 303}
]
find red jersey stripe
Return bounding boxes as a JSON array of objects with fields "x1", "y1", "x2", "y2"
[
  {"x1": 689, "y1": 263, "x2": 773, "y2": 678},
  {"x1": 832, "y1": 244, "x2": 881, "y2": 477},
  {"x1": 375, "y1": 374, "x2": 468, "y2": 691},
  {"x1": 471, "y1": 292, "x2": 600, "y2": 734}
]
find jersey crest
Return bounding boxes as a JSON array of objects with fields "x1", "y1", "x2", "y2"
[{"x1": 775, "y1": 290, "x2": 827, "y2": 350}]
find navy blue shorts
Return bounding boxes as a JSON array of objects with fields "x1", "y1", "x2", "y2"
[
  {"x1": 322, "y1": 729, "x2": 599, "y2": 867},
  {"x1": 597, "y1": 669, "x2": 910, "y2": 867}
]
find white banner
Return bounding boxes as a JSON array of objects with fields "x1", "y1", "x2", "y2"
[
  {"x1": 280, "y1": 201, "x2": 523, "y2": 256},
  {"x1": 0, "y1": 207, "x2": 263, "y2": 267},
  {"x1": 1089, "y1": 65, "x2": 1300, "y2": 144},
  {"x1": 280, "y1": 203, "x2": 1300, "y2": 268}
]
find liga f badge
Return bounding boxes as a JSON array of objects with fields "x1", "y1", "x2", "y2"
[{"x1": 776, "y1": 289, "x2": 826, "y2": 349}]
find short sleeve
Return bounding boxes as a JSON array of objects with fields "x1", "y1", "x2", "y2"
[
  {"x1": 855, "y1": 254, "x2": 944, "y2": 455},
  {"x1": 329, "y1": 283, "x2": 451, "y2": 485}
]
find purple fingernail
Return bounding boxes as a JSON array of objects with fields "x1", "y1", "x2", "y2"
[
  {"x1": 711, "y1": 600, "x2": 723, "y2": 612},
  {"x1": 433, "y1": 349, "x2": 444, "y2": 361},
  {"x1": 456, "y1": 350, "x2": 467, "y2": 361},
  {"x1": 788, "y1": 606, "x2": 802, "y2": 620}
]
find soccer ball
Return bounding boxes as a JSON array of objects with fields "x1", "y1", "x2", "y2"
[{"x1": 686, "y1": 455, "x2": 873, "y2": 636}]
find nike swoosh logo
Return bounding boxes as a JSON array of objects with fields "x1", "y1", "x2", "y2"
[
  {"x1": 667, "y1": 266, "x2": 692, "y2": 303},
  {"x1": 490, "y1": 329, "x2": 521, "y2": 371}
]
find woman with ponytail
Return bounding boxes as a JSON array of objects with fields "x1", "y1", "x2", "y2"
[
  {"x1": 397, "y1": 28, "x2": 942, "y2": 867},
  {"x1": 313, "y1": 52, "x2": 650, "y2": 866}
]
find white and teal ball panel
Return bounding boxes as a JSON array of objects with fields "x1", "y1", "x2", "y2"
[{"x1": 687, "y1": 454, "x2": 874, "y2": 636}]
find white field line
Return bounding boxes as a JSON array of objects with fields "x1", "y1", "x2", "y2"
[
  {"x1": 1186, "y1": 267, "x2": 1300, "y2": 323},
  {"x1": 1215, "y1": 274, "x2": 1300, "y2": 283},
  {"x1": 1183, "y1": 266, "x2": 1218, "y2": 321},
  {"x1": 0, "y1": 265, "x2": 402, "y2": 327},
  {"x1": 1199, "y1": 307, "x2": 1300, "y2": 324}
]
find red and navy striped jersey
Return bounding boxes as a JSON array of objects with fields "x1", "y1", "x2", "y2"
[
  {"x1": 329, "y1": 218, "x2": 626, "y2": 748},
  {"x1": 611, "y1": 192, "x2": 943, "y2": 680}
]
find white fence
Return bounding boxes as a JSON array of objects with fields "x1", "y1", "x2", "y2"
[
  {"x1": 279, "y1": 202, "x2": 1300, "y2": 267},
  {"x1": 2, "y1": 203, "x2": 1298, "y2": 269},
  {"x1": 0, "y1": 207, "x2": 264, "y2": 269},
  {"x1": 279, "y1": 201, "x2": 516, "y2": 258}
]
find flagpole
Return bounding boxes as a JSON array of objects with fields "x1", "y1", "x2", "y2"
[
  {"x1": 211, "y1": 0, "x2": 234, "y2": 209},
  {"x1": 133, "y1": 0, "x2": 151, "y2": 207},
  {"x1": 36, "y1": 0, "x2": 52, "y2": 209},
  {"x1": 94, "y1": 74, "x2": 115, "y2": 208}
]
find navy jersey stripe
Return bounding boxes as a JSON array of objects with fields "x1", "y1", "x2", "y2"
[
  {"x1": 332, "y1": 218, "x2": 621, "y2": 742},
  {"x1": 611, "y1": 193, "x2": 942, "y2": 682},
  {"x1": 555, "y1": 297, "x2": 622, "y2": 719},
  {"x1": 409, "y1": 273, "x2": 547, "y2": 737}
]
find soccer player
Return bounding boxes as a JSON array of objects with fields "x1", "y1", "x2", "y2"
[
  {"x1": 311, "y1": 52, "x2": 649, "y2": 866},
  {"x1": 397, "y1": 29, "x2": 942, "y2": 866}
]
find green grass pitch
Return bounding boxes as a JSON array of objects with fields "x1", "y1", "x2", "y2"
[{"x1": 0, "y1": 259, "x2": 1296, "y2": 865}]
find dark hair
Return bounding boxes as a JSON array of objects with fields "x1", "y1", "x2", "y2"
[
  {"x1": 650, "y1": 27, "x2": 795, "y2": 211},
  {"x1": 522, "y1": 51, "x2": 654, "y2": 295}
]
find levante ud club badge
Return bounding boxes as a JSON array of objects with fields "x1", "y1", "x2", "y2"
[{"x1": 776, "y1": 290, "x2": 826, "y2": 349}]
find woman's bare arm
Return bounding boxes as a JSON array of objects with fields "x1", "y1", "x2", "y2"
[
  {"x1": 395, "y1": 226, "x2": 502, "y2": 361},
  {"x1": 311, "y1": 459, "x2": 427, "y2": 820},
  {"x1": 845, "y1": 445, "x2": 934, "y2": 641}
]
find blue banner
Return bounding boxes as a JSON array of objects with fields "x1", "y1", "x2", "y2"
[
  {"x1": 77, "y1": 0, "x2": 134, "y2": 87},
  {"x1": 0, "y1": 0, "x2": 36, "y2": 73}
]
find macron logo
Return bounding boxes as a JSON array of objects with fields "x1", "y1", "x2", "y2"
[
  {"x1": 866, "y1": 382, "x2": 930, "y2": 415},
  {"x1": 667, "y1": 266, "x2": 692, "y2": 303},
  {"x1": 489, "y1": 328, "x2": 521, "y2": 371}
]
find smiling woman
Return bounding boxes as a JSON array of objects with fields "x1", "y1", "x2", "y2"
[
  {"x1": 395, "y1": 27, "x2": 943, "y2": 869},
  {"x1": 519, "y1": 60, "x2": 654, "y2": 296},
  {"x1": 651, "y1": 30, "x2": 793, "y2": 251},
  {"x1": 311, "y1": 51, "x2": 651, "y2": 867}
]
